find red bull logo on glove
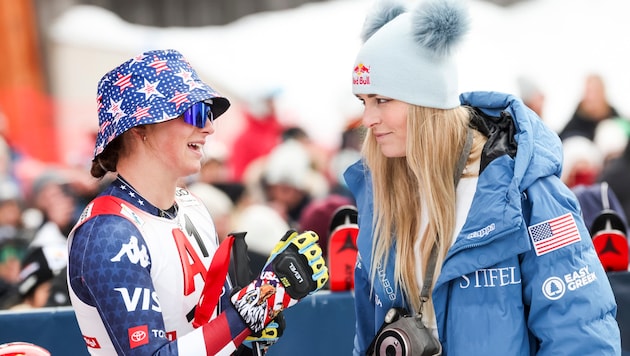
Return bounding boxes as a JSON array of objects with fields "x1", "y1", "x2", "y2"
[{"x1": 353, "y1": 63, "x2": 371, "y2": 86}]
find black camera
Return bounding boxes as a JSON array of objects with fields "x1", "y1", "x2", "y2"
[{"x1": 368, "y1": 308, "x2": 442, "y2": 356}]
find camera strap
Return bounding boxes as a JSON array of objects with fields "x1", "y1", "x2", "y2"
[{"x1": 420, "y1": 127, "x2": 473, "y2": 307}]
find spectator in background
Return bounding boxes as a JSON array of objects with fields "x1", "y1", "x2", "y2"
[
  {"x1": 517, "y1": 75, "x2": 545, "y2": 119},
  {"x1": 188, "y1": 140, "x2": 247, "y2": 210},
  {"x1": 231, "y1": 138, "x2": 315, "y2": 271},
  {"x1": 0, "y1": 239, "x2": 27, "y2": 308},
  {"x1": 229, "y1": 89, "x2": 284, "y2": 182},
  {"x1": 559, "y1": 73, "x2": 619, "y2": 142},
  {"x1": 572, "y1": 182, "x2": 629, "y2": 274},
  {"x1": 28, "y1": 170, "x2": 79, "y2": 249},
  {"x1": 186, "y1": 182, "x2": 234, "y2": 242},
  {"x1": 230, "y1": 127, "x2": 329, "y2": 272},
  {"x1": 594, "y1": 117, "x2": 630, "y2": 164},
  {"x1": 572, "y1": 182, "x2": 628, "y2": 234},
  {"x1": 600, "y1": 138, "x2": 630, "y2": 223},
  {"x1": 0, "y1": 179, "x2": 34, "y2": 244},
  {"x1": 281, "y1": 126, "x2": 330, "y2": 178},
  {"x1": 4, "y1": 245, "x2": 66, "y2": 310},
  {"x1": 560, "y1": 136, "x2": 604, "y2": 188},
  {"x1": 231, "y1": 202, "x2": 290, "y2": 277},
  {"x1": 298, "y1": 194, "x2": 354, "y2": 259},
  {"x1": 24, "y1": 170, "x2": 84, "y2": 307},
  {"x1": 328, "y1": 118, "x2": 364, "y2": 200},
  {"x1": 0, "y1": 110, "x2": 24, "y2": 191},
  {"x1": 0, "y1": 179, "x2": 35, "y2": 309},
  {"x1": 197, "y1": 140, "x2": 231, "y2": 185},
  {"x1": 259, "y1": 133, "x2": 328, "y2": 228}
]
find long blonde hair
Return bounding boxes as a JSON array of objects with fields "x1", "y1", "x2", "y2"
[{"x1": 363, "y1": 104, "x2": 486, "y2": 317}]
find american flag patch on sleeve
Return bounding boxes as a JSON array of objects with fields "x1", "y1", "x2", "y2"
[{"x1": 528, "y1": 213, "x2": 582, "y2": 256}]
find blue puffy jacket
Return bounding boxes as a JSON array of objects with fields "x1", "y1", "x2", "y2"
[{"x1": 344, "y1": 91, "x2": 620, "y2": 355}]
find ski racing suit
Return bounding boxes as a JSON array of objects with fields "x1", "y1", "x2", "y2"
[{"x1": 67, "y1": 178, "x2": 250, "y2": 355}]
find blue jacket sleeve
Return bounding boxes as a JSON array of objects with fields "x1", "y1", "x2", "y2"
[{"x1": 520, "y1": 176, "x2": 620, "y2": 355}]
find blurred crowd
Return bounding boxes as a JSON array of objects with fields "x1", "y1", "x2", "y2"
[
  {"x1": 521, "y1": 73, "x2": 630, "y2": 270},
  {"x1": 0, "y1": 147, "x2": 100, "y2": 310},
  {"x1": 538, "y1": 74, "x2": 630, "y2": 223},
  {"x1": 2, "y1": 71, "x2": 630, "y2": 311}
]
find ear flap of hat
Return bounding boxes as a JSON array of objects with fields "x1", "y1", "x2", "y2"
[{"x1": 361, "y1": 0, "x2": 407, "y2": 42}]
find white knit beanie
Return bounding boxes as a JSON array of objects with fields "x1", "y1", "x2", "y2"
[{"x1": 352, "y1": 0, "x2": 470, "y2": 109}]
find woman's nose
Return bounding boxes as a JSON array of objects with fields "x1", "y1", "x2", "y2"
[
  {"x1": 362, "y1": 108, "x2": 380, "y2": 128},
  {"x1": 202, "y1": 119, "x2": 215, "y2": 134}
]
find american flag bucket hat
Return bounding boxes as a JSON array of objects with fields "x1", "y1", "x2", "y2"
[{"x1": 93, "y1": 49, "x2": 230, "y2": 158}]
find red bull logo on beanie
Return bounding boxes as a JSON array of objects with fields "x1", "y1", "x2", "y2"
[{"x1": 353, "y1": 63, "x2": 371, "y2": 86}]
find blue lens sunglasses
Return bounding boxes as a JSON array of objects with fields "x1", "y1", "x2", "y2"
[{"x1": 183, "y1": 102, "x2": 214, "y2": 128}]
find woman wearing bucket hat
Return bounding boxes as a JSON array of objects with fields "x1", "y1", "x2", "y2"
[
  {"x1": 344, "y1": 1, "x2": 620, "y2": 355},
  {"x1": 66, "y1": 49, "x2": 328, "y2": 355}
]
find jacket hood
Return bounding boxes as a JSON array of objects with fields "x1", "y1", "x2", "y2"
[
  {"x1": 460, "y1": 91, "x2": 563, "y2": 192},
  {"x1": 434, "y1": 91, "x2": 564, "y2": 282}
]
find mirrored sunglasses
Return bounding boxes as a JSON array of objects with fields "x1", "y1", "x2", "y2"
[{"x1": 183, "y1": 102, "x2": 214, "y2": 128}]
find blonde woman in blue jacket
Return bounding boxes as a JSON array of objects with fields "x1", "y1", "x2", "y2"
[{"x1": 344, "y1": 0, "x2": 620, "y2": 355}]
